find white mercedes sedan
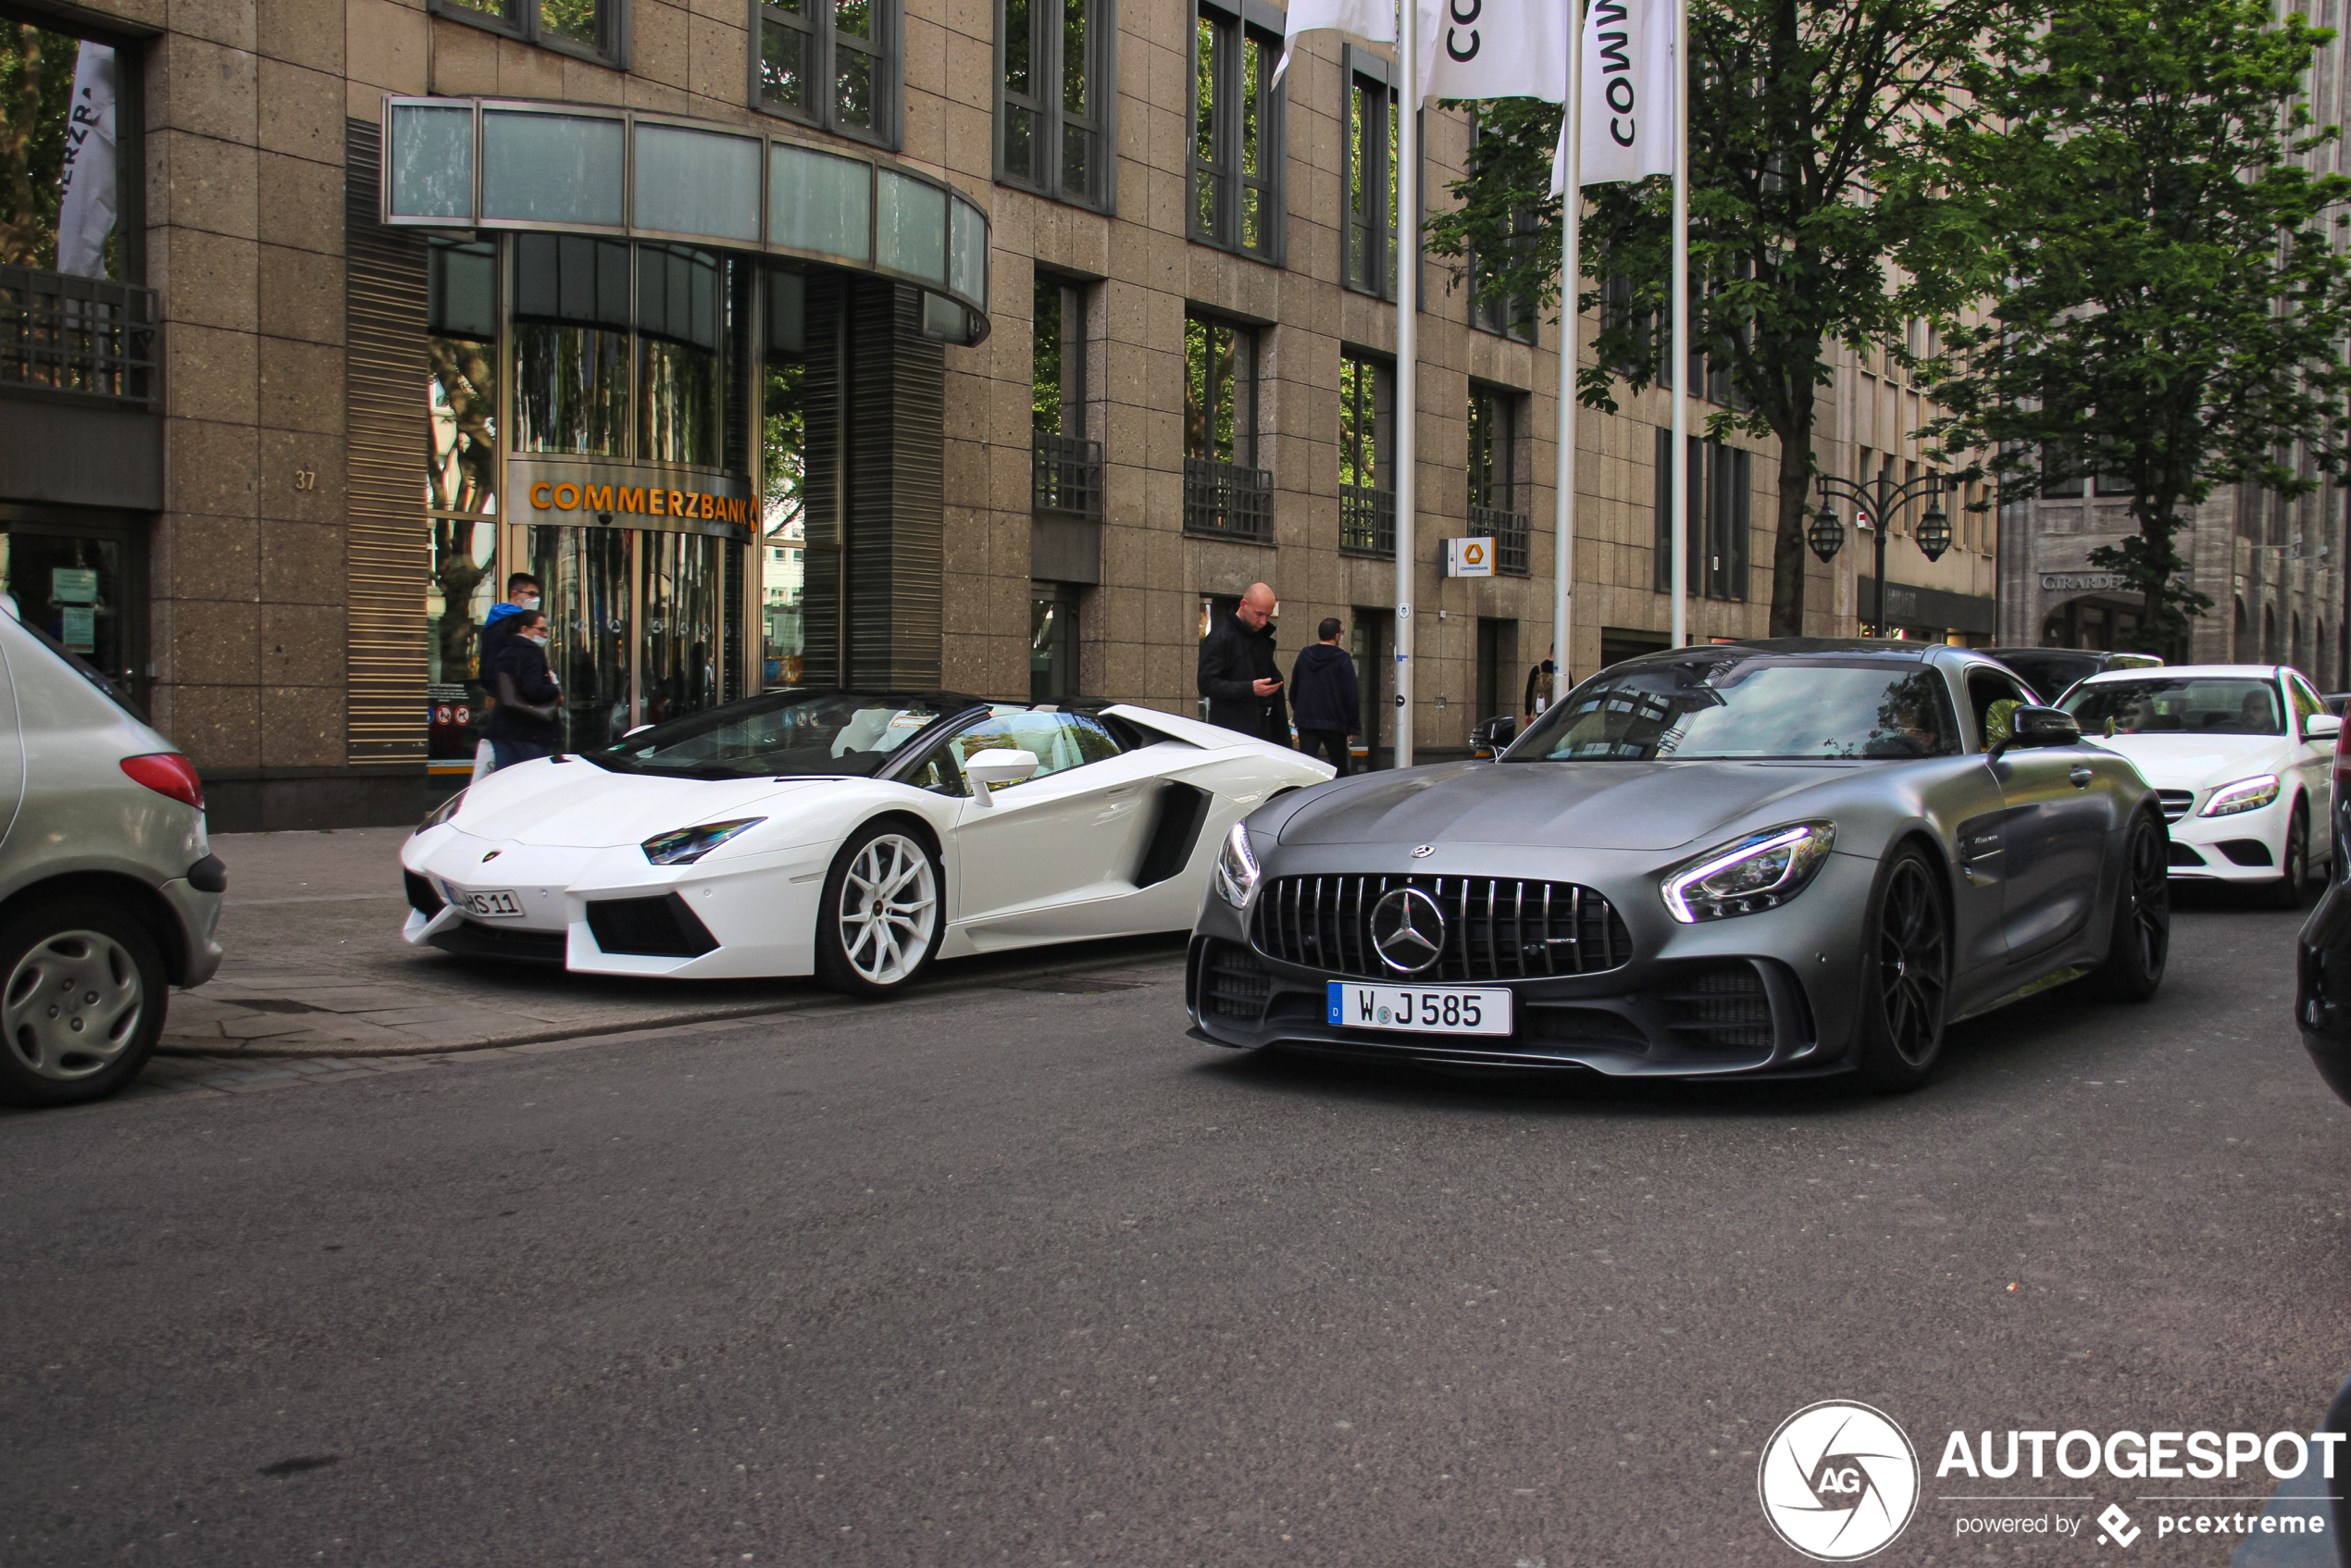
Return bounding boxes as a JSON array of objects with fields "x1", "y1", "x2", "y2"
[
  {"x1": 401, "y1": 690, "x2": 1330, "y2": 995},
  {"x1": 2063, "y1": 664, "x2": 2340, "y2": 906}
]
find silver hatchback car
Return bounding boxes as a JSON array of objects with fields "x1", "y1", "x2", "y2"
[{"x1": 0, "y1": 603, "x2": 224, "y2": 1107}]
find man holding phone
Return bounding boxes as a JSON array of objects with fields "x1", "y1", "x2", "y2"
[{"x1": 1197, "y1": 581, "x2": 1290, "y2": 747}]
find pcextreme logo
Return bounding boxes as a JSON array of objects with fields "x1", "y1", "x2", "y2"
[{"x1": 1758, "y1": 1400, "x2": 1922, "y2": 1562}]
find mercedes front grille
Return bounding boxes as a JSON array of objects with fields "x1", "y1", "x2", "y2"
[{"x1": 1250, "y1": 874, "x2": 1632, "y2": 982}]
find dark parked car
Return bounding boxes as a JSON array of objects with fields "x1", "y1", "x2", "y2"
[
  {"x1": 1984, "y1": 647, "x2": 2164, "y2": 704},
  {"x1": 1191, "y1": 640, "x2": 2171, "y2": 1092},
  {"x1": 2295, "y1": 717, "x2": 2351, "y2": 1105}
]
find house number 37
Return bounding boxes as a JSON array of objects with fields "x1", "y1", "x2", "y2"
[{"x1": 293, "y1": 468, "x2": 317, "y2": 491}]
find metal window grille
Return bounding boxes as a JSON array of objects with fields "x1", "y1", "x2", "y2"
[
  {"x1": 0, "y1": 265, "x2": 157, "y2": 407},
  {"x1": 1340, "y1": 484, "x2": 1394, "y2": 556},
  {"x1": 1472, "y1": 504, "x2": 1529, "y2": 576},
  {"x1": 1250, "y1": 874, "x2": 1632, "y2": 982},
  {"x1": 1183, "y1": 455, "x2": 1273, "y2": 541},
  {"x1": 1032, "y1": 432, "x2": 1103, "y2": 518}
]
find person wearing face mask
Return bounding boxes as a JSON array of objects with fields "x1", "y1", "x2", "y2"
[
  {"x1": 483, "y1": 610, "x2": 563, "y2": 771},
  {"x1": 473, "y1": 574, "x2": 544, "y2": 781}
]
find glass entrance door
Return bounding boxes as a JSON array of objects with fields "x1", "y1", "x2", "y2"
[
  {"x1": 639, "y1": 531, "x2": 721, "y2": 728},
  {"x1": 529, "y1": 524, "x2": 632, "y2": 752},
  {"x1": 525, "y1": 524, "x2": 732, "y2": 748},
  {"x1": 0, "y1": 524, "x2": 148, "y2": 713}
]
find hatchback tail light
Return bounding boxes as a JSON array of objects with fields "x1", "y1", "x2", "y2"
[{"x1": 120, "y1": 753, "x2": 205, "y2": 810}]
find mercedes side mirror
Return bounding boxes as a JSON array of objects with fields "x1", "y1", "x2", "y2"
[
  {"x1": 1470, "y1": 715, "x2": 1517, "y2": 759},
  {"x1": 1992, "y1": 705, "x2": 2082, "y2": 760},
  {"x1": 963, "y1": 748, "x2": 1039, "y2": 804},
  {"x1": 2307, "y1": 713, "x2": 2343, "y2": 743}
]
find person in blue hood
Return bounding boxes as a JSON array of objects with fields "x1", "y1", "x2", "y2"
[
  {"x1": 470, "y1": 574, "x2": 541, "y2": 780},
  {"x1": 1289, "y1": 616, "x2": 1360, "y2": 777}
]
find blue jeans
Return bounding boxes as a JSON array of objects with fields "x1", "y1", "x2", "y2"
[{"x1": 488, "y1": 737, "x2": 550, "y2": 772}]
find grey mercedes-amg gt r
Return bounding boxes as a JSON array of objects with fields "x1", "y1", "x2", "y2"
[{"x1": 1187, "y1": 639, "x2": 2171, "y2": 1089}]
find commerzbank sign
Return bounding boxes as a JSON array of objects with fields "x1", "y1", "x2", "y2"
[{"x1": 510, "y1": 459, "x2": 753, "y2": 542}]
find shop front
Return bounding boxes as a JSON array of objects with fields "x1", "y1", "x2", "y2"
[{"x1": 376, "y1": 99, "x2": 989, "y2": 778}]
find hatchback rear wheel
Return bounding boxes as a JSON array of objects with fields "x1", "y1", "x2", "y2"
[{"x1": 0, "y1": 897, "x2": 166, "y2": 1108}]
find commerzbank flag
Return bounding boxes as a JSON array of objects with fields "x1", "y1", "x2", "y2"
[
  {"x1": 1416, "y1": 0, "x2": 1569, "y2": 106},
  {"x1": 1551, "y1": 0, "x2": 1673, "y2": 193},
  {"x1": 55, "y1": 43, "x2": 118, "y2": 278},
  {"x1": 1273, "y1": 0, "x2": 1396, "y2": 84}
]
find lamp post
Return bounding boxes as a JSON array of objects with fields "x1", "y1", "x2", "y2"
[{"x1": 1810, "y1": 471, "x2": 1951, "y2": 636}]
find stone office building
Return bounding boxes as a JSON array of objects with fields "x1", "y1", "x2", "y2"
[{"x1": 0, "y1": 0, "x2": 1999, "y2": 828}]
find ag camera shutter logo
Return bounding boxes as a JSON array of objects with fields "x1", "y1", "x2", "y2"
[{"x1": 1758, "y1": 1400, "x2": 1921, "y2": 1561}]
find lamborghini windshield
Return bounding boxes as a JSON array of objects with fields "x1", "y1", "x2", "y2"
[
  {"x1": 585, "y1": 691, "x2": 979, "y2": 778},
  {"x1": 1508, "y1": 654, "x2": 1960, "y2": 762}
]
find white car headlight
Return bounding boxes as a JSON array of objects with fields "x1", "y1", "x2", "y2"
[
  {"x1": 1213, "y1": 820, "x2": 1262, "y2": 909},
  {"x1": 2200, "y1": 775, "x2": 2281, "y2": 817},
  {"x1": 1661, "y1": 822, "x2": 1837, "y2": 924},
  {"x1": 642, "y1": 818, "x2": 765, "y2": 865}
]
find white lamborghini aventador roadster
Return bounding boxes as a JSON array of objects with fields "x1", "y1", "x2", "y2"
[{"x1": 400, "y1": 689, "x2": 1331, "y2": 995}]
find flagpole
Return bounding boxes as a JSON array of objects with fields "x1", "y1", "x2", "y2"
[
  {"x1": 1667, "y1": 0, "x2": 1688, "y2": 647},
  {"x1": 1551, "y1": 11, "x2": 1581, "y2": 694},
  {"x1": 1395, "y1": 9, "x2": 1419, "y2": 768}
]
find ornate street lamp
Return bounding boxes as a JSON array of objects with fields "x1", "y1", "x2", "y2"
[
  {"x1": 1809, "y1": 504, "x2": 1846, "y2": 564},
  {"x1": 1916, "y1": 501, "x2": 1952, "y2": 563}
]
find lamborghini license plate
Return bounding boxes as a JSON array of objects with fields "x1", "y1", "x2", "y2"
[
  {"x1": 1327, "y1": 981, "x2": 1511, "y2": 1036},
  {"x1": 455, "y1": 888, "x2": 523, "y2": 918}
]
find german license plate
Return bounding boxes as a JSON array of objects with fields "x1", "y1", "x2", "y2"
[
  {"x1": 454, "y1": 888, "x2": 523, "y2": 918},
  {"x1": 1327, "y1": 981, "x2": 1512, "y2": 1036}
]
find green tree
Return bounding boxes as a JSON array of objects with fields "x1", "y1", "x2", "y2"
[
  {"x1": 1429, "y1": 0, "x2": 1999, "y2": 636},
  {"x1": 0, "y1": 26, "x2": 80, "y2": 268},
  {"x1": 1919, "y1": 0, "x2": 2351, "y2": 653}
]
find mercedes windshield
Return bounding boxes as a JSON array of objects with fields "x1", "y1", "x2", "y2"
[{"x1": 1507, "y1": 654, "x2": 1960, "y2": 762}]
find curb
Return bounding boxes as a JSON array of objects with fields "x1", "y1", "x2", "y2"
[{"x1": 153, "y1": 937, "x2": 1188, "y2": 1061}]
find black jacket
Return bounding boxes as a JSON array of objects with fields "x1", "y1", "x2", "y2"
[
  {"x1": 1289, "y1": 641, "x2": 1359, "y2": 732},
  {"x1": 484, "y1": 636, "x2": 561, "y2": 747},
  {"x1": 1197, "y1": 615, "x2": 1288, "y2": 743}
]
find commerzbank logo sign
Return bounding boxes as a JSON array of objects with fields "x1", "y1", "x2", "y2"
[{"x1": 1755, "y1": 1399, "x2": 2343, "y2": 1560}]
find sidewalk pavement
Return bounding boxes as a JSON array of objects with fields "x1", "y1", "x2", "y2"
[{"x1": 161, "y1": 827, "x2": 1184, "y2": 1061}]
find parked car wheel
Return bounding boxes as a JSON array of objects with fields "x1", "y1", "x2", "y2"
[
  {"x1": 2262, "y1": 799, "x2": 2311, "y2": 911},
  {"x1": 2084, "y1": 810, "x2": 2170, "y2": 1002},
  {"x1": 0, "y1": 897, "x2": 168, "y2": 1108},
  {"x1": 1854, "y1": 847, "x2": 1952, "y2": 1092},
  {"x1": 813, "y1": 821, "x2": 945, "y2": 999}
]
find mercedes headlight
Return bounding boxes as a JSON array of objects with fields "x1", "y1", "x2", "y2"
[
  {"x1": 1661, "y1": 822, "x2": 1837, "y2": 923},
  {"x1": 1213, "y1": 820, "x2": 1262, "y2": 909},
  {"x1": 417, "y1": 787, "x2": 467, "y2": 835},
  {"x1": 641, "y1": 818, "x2": 765, "y2": 865},
  {"x1": 2200, "y1": 775, "x2": 2280, "y2": 817}
]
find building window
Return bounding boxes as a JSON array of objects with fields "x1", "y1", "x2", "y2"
[
  {"x1": 756, "y1": 0, "x2": 898, "y2": 147},
  {"x1": 1654, "y1": 429, "x2": 1751, "y2": 601},
  {"x1": 1189, "y1": 3, "x2": 1282, "y2": 263},
  {"x1": 999, "y1": 0, "x2": 1113, "y2": 210},
  {"x1": 1183, "y1": 311, "x2": 1272, "y2": 540},
  {"x1": 1033, "y1": 273, "x2": 1102, "y2": 516},
  {"x1": 1030, "y1": 588, "x2": 1079, "y2": 702},
  {"x1": 1466, "y1": 117, "x2": 1535, "y2": 342},
  {"x1": 1467, "y1": 386, "x2": 1529, "y2": 575},
  {"x1": 1342, "y1": 56, "x2": 1398, "y2": 299},
  {"x1": 433, "y1": 0, "x2": 625, "y2": 67},
  {"x1": 1339, "y1": 349, "x2": 1394, "y2": 555}
]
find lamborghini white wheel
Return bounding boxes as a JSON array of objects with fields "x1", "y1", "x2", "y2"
[{"x1": 815, "y1": 825, "x2": 942, "y2": 996}]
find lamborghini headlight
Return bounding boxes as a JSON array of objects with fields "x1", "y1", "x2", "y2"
[
  {"x1": 1213, "y1": 820, "x2": 1262, "y2": 909},
  {"x1": 1661, "y1": 821, "x2": 1837, "y2": 923},
  {"x1": 641, "y1": 818, "x2": 765, "y2": 865},
  {"x1": 417, "y1": 787, "x2": 467, "y2": 835},
  {"x1": 2200, "y1": 775, "x2": 2280, "y2": 817}
]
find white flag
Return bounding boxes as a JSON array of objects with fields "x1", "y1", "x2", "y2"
[
  {"x1": 1573, "y1": 0, "x2": 1672, "y2": 188},
  {"x1": 56, "y1": 44, "x2": 118, "y2": 278},
  {"x1": 1418, "y1": 0, "x2": 1568, "y2": 105},
  {"x1": 1274, "y1": 0, "x2": 1397, "y2": 85}
]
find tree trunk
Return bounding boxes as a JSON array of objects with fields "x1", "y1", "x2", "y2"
[{"x1": 1767, "y1": 380, "x2": 1821, "y2": 638}]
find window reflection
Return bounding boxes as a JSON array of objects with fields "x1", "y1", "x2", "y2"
[
  {"x1": 641, "y1": 530, "x2": 722, "y2": 727},
  {"x1": 512, "y1": 234, "x2": 631, "y2": 455},
  {"x1": 638, "y1": 245, "x2": 725, "y2": 467},
  {"x1": 428, "y1": 239, "x2": 498, "y2": 514},
  {"x1": 763, "y1": 358, "x2": 808, "y2": 685}
]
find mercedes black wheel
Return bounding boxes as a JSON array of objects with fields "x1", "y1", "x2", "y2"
[
  {"x1": 812, "y1": 820, "x2": 945, "y2": 999},
  {"x1": 0, "y1": 897, "x2": 167, "y2": 1108},
  {"x1": 2260, "y1": 799, "x2": 2310, "y2": 911},
  {"x1": 1853, "y1": 846, "x2": 1952, "y2": 1093},
  {"x1": 2084, "y1": 809, "x2": 2170, "y2": 1002}
]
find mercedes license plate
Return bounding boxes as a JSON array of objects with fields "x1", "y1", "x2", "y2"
[
  {"x1": 1327, "y1": 981, "x2": 1511, "y2": 1036},
  {"x1": 455, "y1": 888, "x2": 523, "y2": 918}
]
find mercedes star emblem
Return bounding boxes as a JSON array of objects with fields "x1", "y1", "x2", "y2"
[
  {"x1": 1370, "y1": 887, "x2": 1448, "y2": 975},
  {"x1": 1410, "y1": 844, "x2": 1437, "y2": 859}
]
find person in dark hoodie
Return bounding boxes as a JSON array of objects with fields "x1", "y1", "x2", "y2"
[
  {"x1": 1290, "y1": 616, "x2": 1360, "y2": 776},
  {"x1": 483, "y1": 610, "x2": 563, "y2": 771},
  {"x1": 1196, "y1": 582, "x2": 1289, "y2": 745},
  {"x1": 472, "y1": 574, "x2": 542, "y2": 780}
]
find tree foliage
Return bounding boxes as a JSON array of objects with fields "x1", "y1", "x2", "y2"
[
  {"x1": 0, "y1": 25, "x2": 80, "y2": 268},
  {"x1": 1919, "y1": 0, "x2": 2351, "y2": 653},
  {"x1": 1429, "y1": 0, "x2": 1997, "y2": 636}
]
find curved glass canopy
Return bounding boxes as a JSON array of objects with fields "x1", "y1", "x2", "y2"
[{"x1": 382, "y1": 97, "x2": 991, "y2": 343}]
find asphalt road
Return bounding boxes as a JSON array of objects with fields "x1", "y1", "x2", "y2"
[{"x1": 3, "y1": 893, "x2": 2346, "y2": 1567}]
